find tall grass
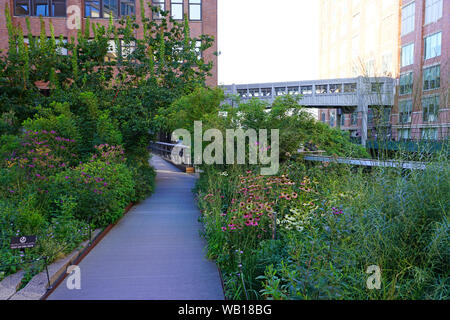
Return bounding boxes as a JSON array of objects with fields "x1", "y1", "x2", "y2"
[{"x1": 196, "y1": 149, "x2": 449, "y2": 300}]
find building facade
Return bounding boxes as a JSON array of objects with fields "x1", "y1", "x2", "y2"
[
  {"x1": 393, "y1": 0, "x2": 449, "y2": 141},
  {"x1": 319, "y1": 0, "x2": 401, "y2": 80},
  {"x1": 317, "y1": 0, "x2": 400, "y2": 140},
  {"x1": 318, "y1": 0, "x2": 449, "y2": 142},
  {"x1": 0, "y1": 0, "x2": 218, "y2": 86}
]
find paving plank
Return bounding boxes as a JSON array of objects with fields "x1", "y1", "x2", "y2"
[{"x1": 47, "y1": 155, "x2": 224, "y2": 300}]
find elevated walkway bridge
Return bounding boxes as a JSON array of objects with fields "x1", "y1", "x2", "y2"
[{"x1": 223, "y1": 76, "x2": 396, "y2": 146}]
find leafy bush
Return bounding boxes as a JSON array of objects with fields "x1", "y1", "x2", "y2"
[{"x1": 51, "y1": 155, "x2": 135, "y2": 228}]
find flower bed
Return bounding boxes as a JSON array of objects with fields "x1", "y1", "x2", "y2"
[{"x1": 196, "y1": 160, "x2": 449, "y2": 300}]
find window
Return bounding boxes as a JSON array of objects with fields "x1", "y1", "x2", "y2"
[
  {"x1": 23, "y1": 36, "x2": 67, "y2": 55},
  {"x1": 382, "y1": 108, "x2": 391, "y2": 124},
  {"x1": 288, "y1": 87, "x2": 299, "y2": 95},
  {"x1": 423, "y1": 65, "x2": 440, "y2": 91},
  {"x1": 120, "y1": 1, "x2": 135, "y2": 16},
  {"x1": 120, "y1": 39, "x2": 136, "y2": 58},
  {"x1": 55, "y1": 38, "x2": 68, "y2": 55},
  {"x1": 14, "y1": 0, "x2": 30, "y2": 15},
  {"x1": 425, "y1": 0, "x2": 443, "y2": 24},
  {"x1": 171, "y1": 0, "x2": 183, "y2": 20},
  {"x1": 85, "y1": 1, "x2": 135, "y2": 18},
  {"x1": 422, "y1": 95, "x2": 439, "y2": 122},
  {"x1": 399, "y1": 72, "x2": 413, "y2": 95},
  {"x1": 249, "y1": 88, "x2": 260, "y2": 97},
  {"x1": 261, "y1": 88, "x2": 272, "y2": 97},
  {"x1": 316, "y1": 85, "x2": 328, "y2": 94},
  {"x1": 300, "y1": 86, "x2": 312, "y2": 95},
  {"x1": 52, "y1": 0, "x2": 65, "y2": 16},
  {"x1": 103, "y1": 0, "x2": 118, "y2": 18},
  {"x1": 189, "y1": 0, "x2": 201, "y2": 21},
  {"x1": 152, "y1": 0, "x2": 165, "y2": 19},
  {"x1": 329, "y1": 84, "x2": 342, "y2": 93},
  {"x1": 34, "y1": 0, "x2": 49, "y2": 16},
  {"x1": 401, "y1": 43, "x2": 414, "y2": 67},
  {"x1": 330, "y1": 112, "x2": 336, "y2": 127},
  {"x1": 398, "y1": 128, "x2": 411, "y2": 140},
  {"x1": 14, "y1": 0, "x2": 66, "y2": 16},
  {"x1": 195, "y1": 40, "x2": 202, "y2": 59},
  {"x1": 85, "y1": 1, "x2": 100, "y2": 17},
  {"x1": 399, "y1": 100, "x2": 412, "y2": 124},
  {"x1": 422, "y1": 128, "x2": 438, "y2": 140},
  {"x1": 275, "y1": 87, "x2": 286, "y2": 96},
  {"x1": 344, "y1": 83, "x2": 357, "y2": 93},
  {"x1": 340, "y1": 114, "x2": 345, "y2": 127},
  {"x1": 321, "y1": 112, "x2": 326, "y2": 123},
  {"x1": 424, "y1": 32, "x2": 441, "y2": 60},
  {"x1": 351, "y1": 112, "x2": 358, "y2": 125},
  {"x1": 401, "y1": 2, "x2": 415, "y2": 35},
  {"x1": 237, "y1": 89, "x2": 248, "y2": 98},
  {"x1": 371, "y1": 82, "x2": 384, "y2": 93}
]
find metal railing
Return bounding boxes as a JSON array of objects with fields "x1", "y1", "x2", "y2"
[{"x1": 150, "y1": 141, "x2": 192, "y2": 167}]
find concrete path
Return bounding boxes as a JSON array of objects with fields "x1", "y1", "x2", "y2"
[{"x1": 48, "y1": 155, "x2": 224, "y2": 300}]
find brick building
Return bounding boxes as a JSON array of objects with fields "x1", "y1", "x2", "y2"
[
  {"x1": 393, "y1": 0, "x2": 449, "y2": 140},
  {"x1": 0, "y1": 0, "x2": 218, "y2": 86}
]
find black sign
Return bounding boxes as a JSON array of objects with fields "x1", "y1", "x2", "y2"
[{"x1": 10, "y1": 236, "x2": 37, "y2": 249}]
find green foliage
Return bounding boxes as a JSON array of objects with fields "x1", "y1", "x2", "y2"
[
  {"x1": 51, "y1": 155, "x2": 135, "y2": 228},
  {"x1": 160, "y1": 87, "x2": 225, "y2": 132},
  {"x1": 196, "y1": 158, "x2": 449, "y2": 300},
  {"x1": 0, "y1": 1, "x2": 214, "y2": 288}
]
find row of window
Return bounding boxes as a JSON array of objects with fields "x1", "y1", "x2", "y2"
[
  {"x1": 401, "y1": 0, "x2": 443, "y2": 36},
  {"x1": 14, "y1": 0, "x2": 66, "y2": 17},
  {"x1": 321, "y1": 112, "x2": 359, "y2": 127},
  {"x1": 236, "y1": 83, "x2": 358, "y2": 98},
  {"x1": 401, "y1": 31, "x2": 442, "y2": 68},
  {"x1": 397, "y1": 128, "x2": 439, "y2": 141},
  {"x1": 152, "y1": 0, "x2": 201, "y2": 20},
  {"x1": 399, "y1": 95, "x2": 440, "y2": 124},
  {"x1": 13, "y1": 0, "x2": 202, "y2": 20},
  {"x1": 399, "y1": 64, "x2": 441, "y2": 95}
]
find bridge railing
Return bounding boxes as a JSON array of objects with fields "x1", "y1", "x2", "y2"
[{"x1": 150, "y1": 142, "x2": 192, "y2": 167}]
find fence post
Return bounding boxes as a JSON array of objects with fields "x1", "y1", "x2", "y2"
[{"x1": 44, "y1": 256, "x2": 52, "y2": 290}]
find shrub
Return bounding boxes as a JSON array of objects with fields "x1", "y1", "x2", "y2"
[{"x1": 51, "y1": 157, "x2": 135, "y2": 227}]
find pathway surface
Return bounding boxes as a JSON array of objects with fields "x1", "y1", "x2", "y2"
[{"x1": 48, "y1": 155, "x2": 224, "y2": 300}]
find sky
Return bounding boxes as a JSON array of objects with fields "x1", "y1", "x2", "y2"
[{"x1": 218, "y1": 0, "x2": 320, "y2": 85}]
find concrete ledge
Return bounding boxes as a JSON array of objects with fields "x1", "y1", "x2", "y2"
[
  {"x1": 0, "y1": 271, "x2": 24, "y2": 300},
  {"x1": 7, "y1": 229, "x2": 102, "y2": 300}
]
